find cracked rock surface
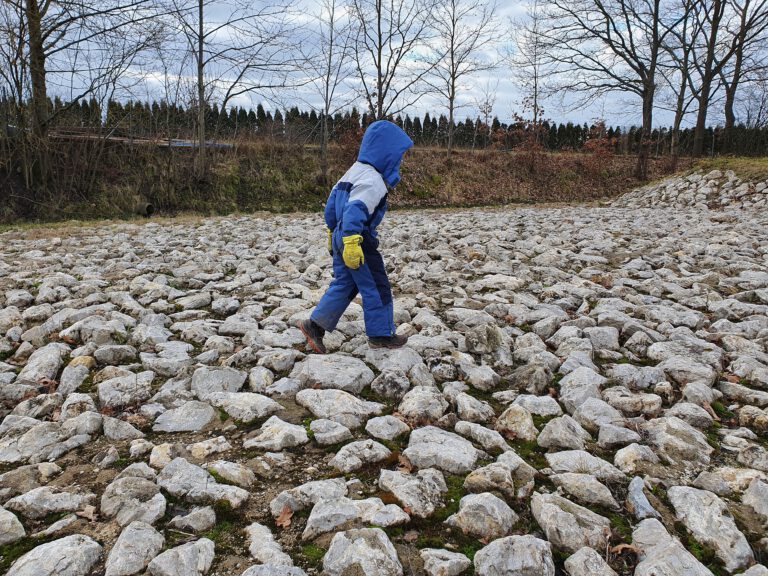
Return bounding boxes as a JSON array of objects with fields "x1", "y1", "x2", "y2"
[{"x1": 1, "y1": 194, "x2": 768, "y2": 575}]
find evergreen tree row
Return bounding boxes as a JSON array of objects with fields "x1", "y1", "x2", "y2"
[{"x1": 3, "y1": 97, "x2": 767, "y2": 157}]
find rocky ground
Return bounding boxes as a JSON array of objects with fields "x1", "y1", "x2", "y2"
[
  {"x1": 0, "y1": 190, "x2": 768, "y2": 576},
  {"x1": 612, "y1": 168, "x2": 768, "y2": 210}
]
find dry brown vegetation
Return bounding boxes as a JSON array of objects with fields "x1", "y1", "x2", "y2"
[{"x1": 1, "y1": 138, "x2": 695, "y2": 224}]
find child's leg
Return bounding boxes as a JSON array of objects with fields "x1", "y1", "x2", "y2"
[
  {"x1": 311, "y1": 254, "x2": 358, "y2": 332},
  {"x1": 349, "y1": 247, "x2": 395, "y2": 337}
]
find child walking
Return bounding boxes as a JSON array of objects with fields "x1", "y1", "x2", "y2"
[{"x1": 300, "y1": 120, "x2": 413, "y2": 354}]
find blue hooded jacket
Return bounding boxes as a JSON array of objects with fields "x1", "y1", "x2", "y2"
[{"x1": 324, "y1": 121, "x2": 413, "y2": 240}]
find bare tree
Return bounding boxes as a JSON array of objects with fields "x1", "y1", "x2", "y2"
[
  {"x1": 508, "y1": 0, "x2": 550, "y2": 147},
  {"x1": 737, "y1": 67, "x2": 768, "y2": 127},
  {"x1": 538, "y1": 0, "x2": 683, "y2": 179},
  {"x1": 472, "y1": 78, "x2": 497, "y2": 149},
  {"x1": 659, "y1": 0, "x2": 699, "y2": 163},
  {"x1": 427, "y1": 0, "x2": 498, "y2": 158},
  {"x1": 681, "y1": 0, "x2": 768, "y2": 155},
  {"x1": 717, "y1": 0, "x2": 768, "y2": 151},
  {"x1": 349, "y1": 0, "x2": 437, "y2": 120},
  {"x1": 302, "y1": 0, "x2": 354, "y2": 183},
  {"x1": 2, "y1": 0, "x2": 162, "y2": 185},
  {"x1": 167, "y1": 0, "x2": 298, "y2": 172}
]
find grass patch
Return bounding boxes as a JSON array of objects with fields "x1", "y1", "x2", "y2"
[
  {"x1": 508, "y1": 440, "x2": 548, "y2": 470},
  {"x1": 110, "y1": 457, "x2": 130, "y2": 470},
  {"x1": 41, "y1": 511, "x2": 70, "y2": 525},
  {"x1": 303, "y1": 418, "x2": 315, "y2": 441},
  {"x1": 711, "y1": 401, "x2": 735, "y2": 420},
  {"x1": 207, "y1": 469, "x2": 236, "y2": 486},
  {"x1": 78, "y1": 375, "x2": 95, "y2": 393},
  {"x1": 432, "y1": 475, "x2": 466, "y2": 523},
  {"x1": 693, "y1": 157, "x2": 768, "y2": 182},
  {"x1": 705, "y1": 424, "x2": 722, "y2": 452},
  {"x1": 530, "y1": 414, "x2": 555, "y2": 429},
  {"x1": 0, "y1": 537, "x2": 54, "y2": 573},
  {"x1": 212, "y1": 499, "x2": 238, "y2": 521},
  {"x1": 675, "y1": 522, "x2": 726, "y2": 575},
  {"x1": 300, "y1": 544, "x2": 326, "y2": 567},
  {"x1": 607, "y1": 511, "x2": 633, "y2": 542},
  {"x1": 202, "y1": 520, "x2": 234, "y2": 545}
]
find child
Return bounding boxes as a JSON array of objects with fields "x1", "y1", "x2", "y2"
[{"x1": 300, "y1": 120, "x2": 414, "y2": 354}]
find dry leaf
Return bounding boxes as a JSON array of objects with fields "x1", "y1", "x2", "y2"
[
  {"x1": 275, "y1": 505, "x2": 293, "y2": 528},
  {"x1": 76, "y1": 505, "x2": 98, "y2": 522},
  {"x1": 610, "y1": 543, "x2": 641, "y2": 556},
  {"x1": 725, "y1": 373, "x2": 741, "y2": 383},
  {"x1": 403, "y1": 530, "x2": 419, "y2": 543},
  {"x1": 397, "y1": 455, "x2": 413, "y2": 473}
]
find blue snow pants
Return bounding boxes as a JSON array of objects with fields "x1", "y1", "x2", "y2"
[{"x1": 311, "y1": 232, "x2": 395, "y2": 338}]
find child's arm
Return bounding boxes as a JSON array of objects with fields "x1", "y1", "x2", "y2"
[
  {"x1": 324, "y1": 187, "x2": 338, "y2": 231},
  {"x1": 341, "y1": 180, "x2": 386, "y2": 237}
]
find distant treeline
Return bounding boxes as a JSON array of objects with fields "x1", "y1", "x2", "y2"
[{"x1": 4, "y1": 97, "x2": 768, "y2": 158}]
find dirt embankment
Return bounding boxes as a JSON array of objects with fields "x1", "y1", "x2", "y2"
[{"x1": 2, "y1": 140, "x2": 696, "y2": 224}]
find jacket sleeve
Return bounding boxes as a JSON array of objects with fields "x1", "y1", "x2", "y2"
[
  {"x1": 324, "y1": 187, "x2": 338, "y2": 230},
  {"x1": 341, "y1": 180, "x2": 386, "y2": 237}
]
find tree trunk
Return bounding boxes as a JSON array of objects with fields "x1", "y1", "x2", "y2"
[
  {"x1": 25, "y1": 0, "x2": 49, "y2": 184},
  {"x1": 692, "y1": 76, "x2": 711, "y2": 156},
  {"x1": 636, "y1": 81, "x2": 654, "y2": 181},
  {"x1": 722, "y1": 45, "x2": 743, "y2": 153},
  {"x1": 320, "y1": 113, "x2": 330, "y2": 184},
  {"x1": 197, "y1": 0, "x2": 206, "y2": 174},
  {"x1": 692, "y1": 0, "x2": 723, "y2": 157},
  {"x1": 447, "y1": 91, "x2": 455, "y2": 160}
]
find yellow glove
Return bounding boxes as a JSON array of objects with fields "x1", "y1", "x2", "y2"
[
  {"x1": 326, "y1": 228, "x2": 333, "y2": 255},
  {"x1": 342, "y1": 235, "x2": 364, "y2": 269}
]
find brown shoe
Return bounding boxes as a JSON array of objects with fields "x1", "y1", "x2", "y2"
[
  {"x1": 300, "y1": 319, "x2": 327, "y2": 354},
  {"x1": 368, "y1": 334, "x2": 408, "y2": 349}
]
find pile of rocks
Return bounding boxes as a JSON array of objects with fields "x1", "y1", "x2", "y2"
[
  {"x1": 0, "y1": 203, "x2": 767, "y2": 576},
  {"x1": 612, "y1": 169, "x2": 768, "y2": 210}
]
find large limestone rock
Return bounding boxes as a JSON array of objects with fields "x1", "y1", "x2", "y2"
[
  {"x1": 0, "y1": 506, "x2": 25, "y2": 545},
  {"x1": 530, "y1": 492, "x2": 611, "y2": 554},
  {"x1": 105, "y1": 521, "x2": 165, "y2": 576},
  {"x1": 378, "y1": 468, "x2": 447, "y2": 518},
  {"x1": 152, "y1": 401, "x2": 216, "y2": 433},
  {"x1": 403, "y1": 426, "x2": 482, "y2": 474},
  {"x1": 244, "y1": 416, "x2": 309, "y2": 451},
  {"x1": 7, "y1": 534, "x2": 102, "y2": 576},
  {"x1": 474, "y1": 535, "x2": 555, "y2": 576},
  {"x1": 296, "y1": 389, "x2": 384, "y2": 429},
  {"x1": 101, "y1": 476, "x2": 166, "y2": 526},
  {"x1": 633, "y1": 518, "x2": 713, "y2": 576},
  {"x1": 290, "y1": 354, "x2": 375, "y2": 393},
  {"x1": 564, "y1": 547, "x2": 618, "y2": 576},
  {"x1": 668, "y1": 486, "x2": 754, "y2": 572},
  {"x1": 640, "y1": 417, "x2": 714, "y2": 467},
  {"x1": 323, "y1": 528, "x2": 403, "y2": 576},
  {"x1": 147, "y1": 538, "x2": 215, "y2": 576},
  {"x1": 330, "y1": 440, "x2": 392, "y2": 473},
  {"x1": 157, "y1": 457, "x2": 249, "y2": 508},
  {"x1": 445, "y1": 492, "x2": 518, "y2": 541}
]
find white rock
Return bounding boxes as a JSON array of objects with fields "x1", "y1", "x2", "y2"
[
  {"x1": 147, "y1": 538, "x2": 215, "y2": 576},
  {"x1": 6, "y1": 534, "x2": 102, "y2": 576},
  {"x1": 323, "y1": 528, "x2": 403, "y2": 576},
  {"x1": 244, "y1": 416, "x2": 309, "y2": 451},
  {"x1": 668, "y1": 486, "x2": 754, "y2": 572},
  {"x1": 474, "y1": 535, "x2": 555, "y2": 576},
  {"x1": 105, "y1": 521, "x2": 165, "y2": 576},
  {"x1": 403, "y1": 426, "x2": 482, "y2": 474}
]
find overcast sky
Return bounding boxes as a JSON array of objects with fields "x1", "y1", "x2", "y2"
[{"x1": 122, "y1": 0, "x2": 691, "y2": 128}]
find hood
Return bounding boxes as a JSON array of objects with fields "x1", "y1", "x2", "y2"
[{"x1": 357, "y1": 120, "x2": 414, "y2": 188}]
